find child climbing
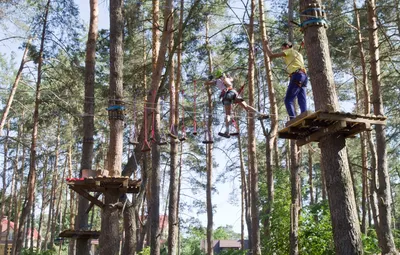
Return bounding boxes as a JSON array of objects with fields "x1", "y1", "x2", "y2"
[{"x1": 205, "y1": 69, "x2": 268, "y2": 138}]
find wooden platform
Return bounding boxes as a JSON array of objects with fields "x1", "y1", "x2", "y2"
[
  {"x1": 278, "y1": 111, "x2": 386, "y2": 146},
  {"x1": 59, "y1": 230, "x2": 100, "y2": 239},
  {"x1": 66, "y1": 177, "x2": 141, "y2": 208}
]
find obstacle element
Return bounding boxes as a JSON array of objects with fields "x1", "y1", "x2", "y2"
[
  {"x1": 59, "y1": 230, "x2": 100, "y2": 239},
  {"x1": 300, "y1": 3, "x2": 328, "y2": 32},
  {"x1": 66, "y1": 176, "x2": 141, "y2": 208},
  {"x1": 278, "y1": 111, "x2": 386, "y2": 146}
]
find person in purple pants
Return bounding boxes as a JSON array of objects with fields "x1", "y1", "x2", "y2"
[{"x1": 266, "y1": 42, "x2": 308, "y2": 119}]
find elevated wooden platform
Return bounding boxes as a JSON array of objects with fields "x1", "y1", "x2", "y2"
[
  {"x1": 59, "y1": 230, "x2": 100, "y2": 239},
  {"x1": 278, "y1": 111, "x2": 386, "y2": 146},
  {"x1": 66, "y1": 177, "x2": 141, "y2": 208}
]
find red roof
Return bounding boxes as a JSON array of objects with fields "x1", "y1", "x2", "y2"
[{"x1": 1, "y1": 217, "x2": 40, "y2": 240}]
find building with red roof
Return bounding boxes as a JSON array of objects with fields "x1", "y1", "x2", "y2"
[{"x1": 0, "y1": 216, "x2": 40, "y2": 254}]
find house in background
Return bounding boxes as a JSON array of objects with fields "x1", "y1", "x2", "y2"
[
  {"x1": 200, "y1": 239, "x2": 250, "y2": 254},
  {"x1": 0, "y1": 216, "x2": 40, "y2": 255}
]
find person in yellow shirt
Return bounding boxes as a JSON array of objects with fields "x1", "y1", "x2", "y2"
[{"x1": 266, "y1": 42, "x2": 308, "y2": 119}]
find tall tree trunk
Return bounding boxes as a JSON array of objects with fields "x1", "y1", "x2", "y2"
[
  {"x1": 300, "y1": 0, "x2": 363, "y2": 253},
  {"x1": 99, "y1": 0, "x2": 124, "y2": 254},
  {"x1": 148, "y1": 0, "x2": 174, "y2": 254},
  {"x1": 366, "y1": 0, "x2": 397, "y2": 253},
  {"x1": 205, "y1": 15, "x2": 214, "y2": 255},
  {"x1": 0, "y1": 39, "x2": 30, "y2": 135},
  {"x1": 238, "y1": 134, "x2": 250, "y2": 250},
  {"x1": 76, "y1": 0, "x2": 98, "y2": 254},
  {"x1": 37, "y1": 156, "x2": 49, "y2": 251},
  {"x1": 288, "y1": 0, "x2": 295, "y2": 42},
  {"x1": 288, "y1": 2, "x2": 300, "y2": 254},
  {"x1": 308, "y1": 149, "x2": 315, "y2": 205},
  {"x1": 12, "y1": 116, "x2": 25, "y2": 255},
  {"x1": 289, "y1": 140, "x2": 300, "y2": 255},
  {"x1": 68, "y1": 145, "x2": 76, "y2": 255},
  {"x1": 168, "y1": 2, "x2": 180, "y2": 252},
  {"x1": 353, "y1": 1, "x2": 370, "y2": 235},
  {"x1": 49, "y1": 120, "x2": 61, "y2": 250},
  {"x1": 248, "y1": 0, "x2": 261, "y2": 254},
  {"x1": 258, "y1": 0, "x2": 278, "y2": 239},
  {"x1": 5, "y1": 121, "x2": 18, "y2": 254},
  {"x1": 0, "y1": 120, "x2": 9, "y2": 233},
  {"x1": 15, "y1": 1, "x2": 50, "y2": 253},
  {"x1": 44, "y1": 160, "x2": 56, "y2": 250}
]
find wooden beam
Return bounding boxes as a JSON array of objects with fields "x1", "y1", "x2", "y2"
[
  {"x1": 70, "y1": 186, "x2": 104, "y2": 208},
  {"x1": 85, "y1": 192, "x2": 102, "y2": 214},
  {"x1": 285, "y1": 110, "x2": 316, "y2": 127},
  {"x1": 297, "y1": 120, "x2": 347, "y2": 146},
  {"x1": 344, "y1": 123, "x2": 371, "y2": 138},
  {"x1": 59, "y1": 230, "x2": 100, "y2": 239},
  {"x1": 317, "y1": 112, "x2": 386, "y2": 125},
  {"x1": 288, "y1": 126, "x2": 310, "y2": 134},
  {"x1": 277, "y1": 132, "x2": 299, "y2": 139}
]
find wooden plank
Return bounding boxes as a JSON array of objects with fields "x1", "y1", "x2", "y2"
[
  {"x1": 277, "y1": 132, "x2": 299, "y2": 139},
  {"x1": 59, "y1": 230, "x2": 100, "y2": 239},
  {"x1": 285, "y1": 111, "x2": 317, "y2": 127},
  {"x1": 297, "y1": 120, "x2": 347, "y2": 146},
  {"x1": 343, "y1": 123, "x2": 371, "y2": 138},
  {"x1": 288, "y1": 126, "x2": 310, "y2": 134},
  {"x1": 70, "y1": 186, "x2": 104, "y2": 208},
  {"x1": 316, "y1": 112, "x2": 386, "y2": 125}
]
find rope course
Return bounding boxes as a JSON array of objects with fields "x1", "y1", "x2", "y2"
[
  {"x1": 202, "y1": 109, "x2": 214, "y2": 144},
  {"x1": 300, "y1": 3, "x2": 329, "y2": 32}
]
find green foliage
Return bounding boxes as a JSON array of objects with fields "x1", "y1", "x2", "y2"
[
  {"x1": 299, "y1": 201, "x2": 334, "y2": 255},
  {"x1": 219, "y1": 249, "x2": 248, "y2": 255},
  {"x1": 214, "y1": 225, "x2": 241, "y2": 240},
  {"x1": 138, "y1": 247, "x2": 150, "y2": 255},
  {"x1": 21, "y1": 248, "x2": 57, "y2": 255},
  {"x1": 362, "y1": 230, "x2": 380, "y2": 255}
]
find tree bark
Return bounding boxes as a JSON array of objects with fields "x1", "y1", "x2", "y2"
[
  {"x1": 148, "y1": 0, "x2": 174, "y2": 253},
  {"x1": 289, "y1": 140, "x2": 300, "y2": 255},
  {"x1": 12, "y1": 116, "x2": 25, "y2": 255},
  {"x1": 366, "y1": 0, "x2": 397, "y2": 253},
  {"x1": 5, "y1": 121, "x2": 18, "y2": 254},
  {"x1": 258, "y1": 0, "x2": 278, "y2": 240},
  {"x1": 248, "y1": 0, "x2": 261, "y2": 254},
  {"x1": 0, "y1": 39, "x2": 30, "y2": 136},
  {"x1": 37, "y1": 156, "x2": 49, "y2": 251},
  {"x1": 99, "y1": 0, "x2": 124, "y2": 253},
  {"x1": 205, "y1": 15, "x2": 214, "y2": 255},
  {"x1": 49, "y1": 120, "x2": 61, "y2": 250},
  {"x1": 300, "y1": 0, "x2": 363, "y2": 253},
  {"x1": 168, "y1": 3, "x2": 180, "y2": 252},
  {"x1": 238, "y1": 134, "x2": 251, "y2": 250},
  {"x1": 15, "y1": 1, "x2": 50, "y2": 253},
  {"x1": 76, "y1": 0, "x2": 98, "y2": 253},
  {"x1": 308, "y1": 149, "x2": 315, "y2": 205},
  {"x1": 0, "y1": 120, "x2": 9, "y2": 233},
  {"x1": 68, "y1": 145, "x2": 76, "y2": 255}
]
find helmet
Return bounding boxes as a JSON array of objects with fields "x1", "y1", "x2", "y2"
[{"x1": 213, "y1": 69, "x2": 224, "y2": 78}]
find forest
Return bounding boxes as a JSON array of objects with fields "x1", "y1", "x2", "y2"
[{"x1": 0, "y1": 0, "x2": 400, "y2": 254}]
